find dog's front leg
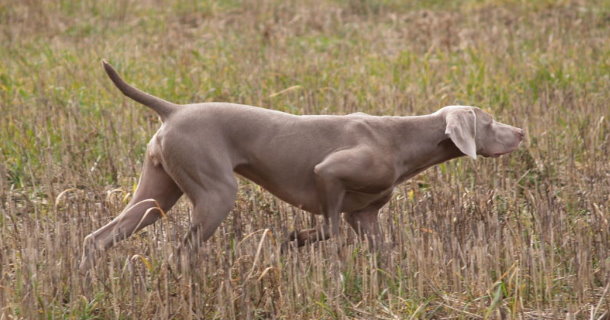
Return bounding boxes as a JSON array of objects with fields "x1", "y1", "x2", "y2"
[
  {"x1": 344, "y1": 195, "x2": 391, "y2": 250},
  {"x1": 313, "y1": 168, "x2": 345, "y2": 238},
  {"x1": 284, "y1": 147, "x2": 395, "y2": 249},
  {"x1": 310, "y1": 148, "x2": 375, "y2": 241},
  {"x1": 282, "y1": 151, "x2": 352, "y2": 250}
]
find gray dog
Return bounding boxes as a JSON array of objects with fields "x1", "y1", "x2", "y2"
[{"x1": 79, "y1": 61, "x2": 523, "y2": 271}]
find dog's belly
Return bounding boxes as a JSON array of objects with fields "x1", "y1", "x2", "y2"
[
  {"x1": 235, "y1": 163, "x2": 392, "y2": 214},
  {"x1": 234, "y1": 165, "x2": 321, "y2": 213}
]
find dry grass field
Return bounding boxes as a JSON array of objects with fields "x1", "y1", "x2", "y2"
[{"x1": 1, "y1": 0, "x2": 609, "y2": 318}]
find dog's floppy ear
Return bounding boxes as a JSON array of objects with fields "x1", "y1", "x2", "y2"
[{"x1": 445, "y1": 108, "x2": 477, "y2": 159}]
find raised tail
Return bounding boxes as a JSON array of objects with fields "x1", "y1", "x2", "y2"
[{"x1": 102, "y1": 60, "x2": 178, "y2": 121}]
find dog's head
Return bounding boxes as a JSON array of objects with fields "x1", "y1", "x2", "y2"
[{"x1": 440, "y1": 106, "x2": 524, "y2": 159}]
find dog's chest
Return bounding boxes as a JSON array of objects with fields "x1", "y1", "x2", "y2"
[{"x1": 342, "y1": 188, "x2": 393, "y2": 212}]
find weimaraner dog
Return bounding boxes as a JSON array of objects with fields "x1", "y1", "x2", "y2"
[{"x1": 79, "y1": 61, "x2": 523, "y2": 271}]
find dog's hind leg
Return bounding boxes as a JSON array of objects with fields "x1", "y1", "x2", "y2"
[
  {"x1": 180, "y1": 174, "x2": 238, "y2": 250},
  {"x1": 80, "y1": 155, "x2": 183, "y2": 272}
]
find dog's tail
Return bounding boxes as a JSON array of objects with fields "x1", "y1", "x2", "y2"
[{"x1": 102, "y1": 60, "x2": 178, "y2": 121}]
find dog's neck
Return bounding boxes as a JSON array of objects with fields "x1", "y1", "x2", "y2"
[{"x1": 387, "y1": 113, "x2": 463, "y2": 180}]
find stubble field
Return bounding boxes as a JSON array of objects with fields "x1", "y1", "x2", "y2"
[{"x1": 1, "y1": 0, "x2": 609, "y2": 318}]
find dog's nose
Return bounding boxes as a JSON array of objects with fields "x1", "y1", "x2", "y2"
[{"x1": 516, "y1": 128, "x2": 524, "y2": 140}]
